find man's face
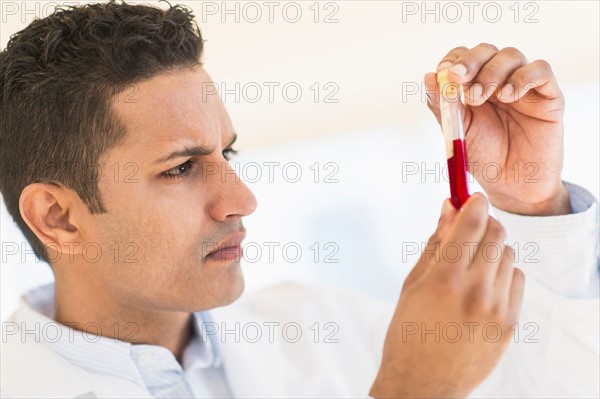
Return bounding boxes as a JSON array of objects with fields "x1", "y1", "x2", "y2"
[{"x1": 79, "y1": 66, "x2": 257, "y2": 313}]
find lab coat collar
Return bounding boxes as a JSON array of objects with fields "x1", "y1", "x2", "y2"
[{"x1": 209, "y1": 305, "x2": 289, "y2": 397}]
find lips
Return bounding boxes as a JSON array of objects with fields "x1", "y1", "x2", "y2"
[{"x1": 204, "y1": 230, "x2": 246, "y2": 263}]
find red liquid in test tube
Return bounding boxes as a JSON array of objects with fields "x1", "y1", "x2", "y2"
[
  {"x1": 447, "y1": 138, "x2": 470, "y2": 209},
  {"x1": 437, "y1": 70, "x2": 470, "y2": 208}
]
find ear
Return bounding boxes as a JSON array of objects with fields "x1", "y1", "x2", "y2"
[{"x1": 19, "y1": 183, "x2": 83, "y2": 258}]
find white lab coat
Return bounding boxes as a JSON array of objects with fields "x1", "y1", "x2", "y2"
[
  {"x1": 2, "y1": 277, "x2": 598, "y2": 398},
  {"x1": 469, "y1": 277, "x2": 600, "y2": 398},
  {"x1": 0, "y1": 282, "x2": 393, "y2": 398}
]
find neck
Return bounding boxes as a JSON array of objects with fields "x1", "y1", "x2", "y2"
[{"x1": 53, "y1": 278, "x2": 194, "y2": 363}]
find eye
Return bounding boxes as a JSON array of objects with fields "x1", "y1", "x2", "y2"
[
  {"x1": 222, "y1": 147, "x2": 238, "y2": 161},
  {"x1": 161, "y1": 159, "x2": 195, "y2": 180}
]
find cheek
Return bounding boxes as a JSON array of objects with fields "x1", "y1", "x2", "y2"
[
  {"x1": 92, "y1": 209, "x2": 243, "y2": 311},
  {"x1": 88, "y1": 209, "x2": 201, "y2": 306},
  {"x1": 90, "y1": 173, "x2": 243, "y2": 310},
  {"x1": 97, "y1": 206, "x2": 203, "y2": 269},
  {"x1": 96, "y1": 187, "x2": 214, "y2": 280},
  {"x1": 100, "y1": 179, "x2": 205, "y2": 257}
]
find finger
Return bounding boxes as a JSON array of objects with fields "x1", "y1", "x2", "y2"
[
  {"x1": 406, "y1": 199, "x2": 457, "y2": 286},
  {"x1": 437, "y1": 192, "x2": 490, "y2": 273},
  {"x1": 468, "y1": 217, "x2": 506, "y2": 286},
  {"x1": 427, "y1": 199, "x2": 458, "y2": 247},
  {"x1": 496, "y1": 59, "x2": 563, "y2": 105},
  {"x1": 424, "y1": 72, "x2": 441, "y2": 124},
  {"x1": 493, "y1": 246, "x2": 516, "y2": 316},
  {"x1": 464, "y1": 47, "x2": 528, "y2": 106},
  {"x1": 436, "y1": 46, "x2": 469, "y2": 72},
  {"x1": 446, "y1": 43, "x2": 499, "y2": 84},
  {"x1": 506, "y1": 268, "x2": 526, "y2": 326},
  {"x1": 424, "y1": 72, "x2": 469, "y2": 137}
]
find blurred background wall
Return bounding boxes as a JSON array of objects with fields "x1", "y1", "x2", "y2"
[{"x1": 2, "y1": 0, "x2": 599, "y2": 320}]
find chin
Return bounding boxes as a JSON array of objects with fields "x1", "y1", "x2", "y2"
[
  {"x1": 191, "y1": 261, "x2": 245, "y2": 311},
  {"x1": 220, "y1": 262, "x2": 245, "y2": 305}
]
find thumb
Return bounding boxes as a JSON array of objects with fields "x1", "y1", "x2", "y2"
[
  {"x1": 404, "y1": 199, "x2": 457, "y2": 286},
  {"x1": 430, "y1": 198, "x2": 457, "y2": 245},
  {"x1": 424, "y1": 72, "x2": 441, "y2": 125},
  {"x1": 424, "y1": 72, "x2": 469, "y2": 138}
]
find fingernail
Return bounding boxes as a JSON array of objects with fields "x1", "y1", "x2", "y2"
[
  {"x1": 449, "y1": 63, "x2": 467, "y2": 77},
  {"x1": 437, "y1": 61, "x2": 453, "y2": 72},
  {"x1": 426, "y1": 92, "x2": 434, "y2": 104},
  {"x1": 441, "y1": 199, "x2": 453, "y2": 215},
  {"x1": 500, "y1": 83, "x2": 515, "y2": 101},
  {"x1": 468, "y1": 83, "x2": 483, "y2": 103},
  {"x1": 469, "y1": 192, "x2": 489, "y2": 209}
]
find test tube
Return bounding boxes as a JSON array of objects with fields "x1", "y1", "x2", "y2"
[{"x1": 437, "y1": 69, "x2": 470, "y2": 209}]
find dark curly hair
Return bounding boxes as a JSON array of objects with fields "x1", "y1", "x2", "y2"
[{"x1": 0, "y1": 0, "x2": 204, "y2": 263}]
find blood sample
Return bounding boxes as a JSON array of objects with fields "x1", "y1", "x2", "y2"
[{"x1": 437, "y1": 70, "x2": 470, "y2": 209}]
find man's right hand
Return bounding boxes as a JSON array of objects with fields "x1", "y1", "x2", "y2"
[{"x1": 370, "y1": 193, "x2": 525, "y2": 398}]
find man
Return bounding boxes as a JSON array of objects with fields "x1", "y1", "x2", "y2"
[{"x1": 1, "y1": 1, "x2": 598, "y2": 398}]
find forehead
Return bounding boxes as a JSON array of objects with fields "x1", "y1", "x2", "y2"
[{"x1": 111, "y1": 66, "x2": 232, "y2": 149}]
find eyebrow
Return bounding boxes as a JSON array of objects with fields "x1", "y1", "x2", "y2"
[{"x1": 153, "y1": 133, "x2": 238, "y2": 165}]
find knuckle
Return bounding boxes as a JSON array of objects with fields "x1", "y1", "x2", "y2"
[
  {"x1": 438, "y1": 57, "x2": 456, "y2": 68},
  {"x1": 434, "y1": 270, "x2": 462, "y2": 295},
  {"x1": 532, "y1": 59, "x2": 552, "y2": 72},
  {"x1": 501, "y1": 46, "x2": 522, "y2": 57},
  {"x1": 478, "y1": 42, "x2": 499, "y2": 52},
  {"x1": 459, "y1": 55, "x2": 478, "y2": 70},
  {"x1": 463, "y1": 213, "x2": 486, "y2": 232},
  {"x1": 452, "y1": 46, "x2": 469, "y2": 54},
  {"x1": 487, "y1": 219, "x2": 506, "y2": 243},
  {"x1": 468, "y1": 191, "x2": 489, "y2": 210},
  {"x1": 437, "y1": 212, "x2": 449, "y2": 226},
  {"x1": 503, "y1": 245, "x2": 515, "y2": 263},
  {"x1": 446, "y1": 47, "x2": 470, "y2": 63},
  {"x1": 427, "y1": 232, "x2": 440, "y2": 246},
  {"x1": 513, "y1": 267, "x2": 525, "y2": 283},
  {"x1": 500, "y1": 324, "x2": 515, "y2": 342},
  {"x1": 489, "y1": 303, "x2": 504, "y2": 322},
  {"x1": 466, "y1": 285, "x2": 491, "y2": 314}
]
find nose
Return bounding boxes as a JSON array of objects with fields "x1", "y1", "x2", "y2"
[{"x1": 206, "y1": 161, "x2": 257, "y2": 222}]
